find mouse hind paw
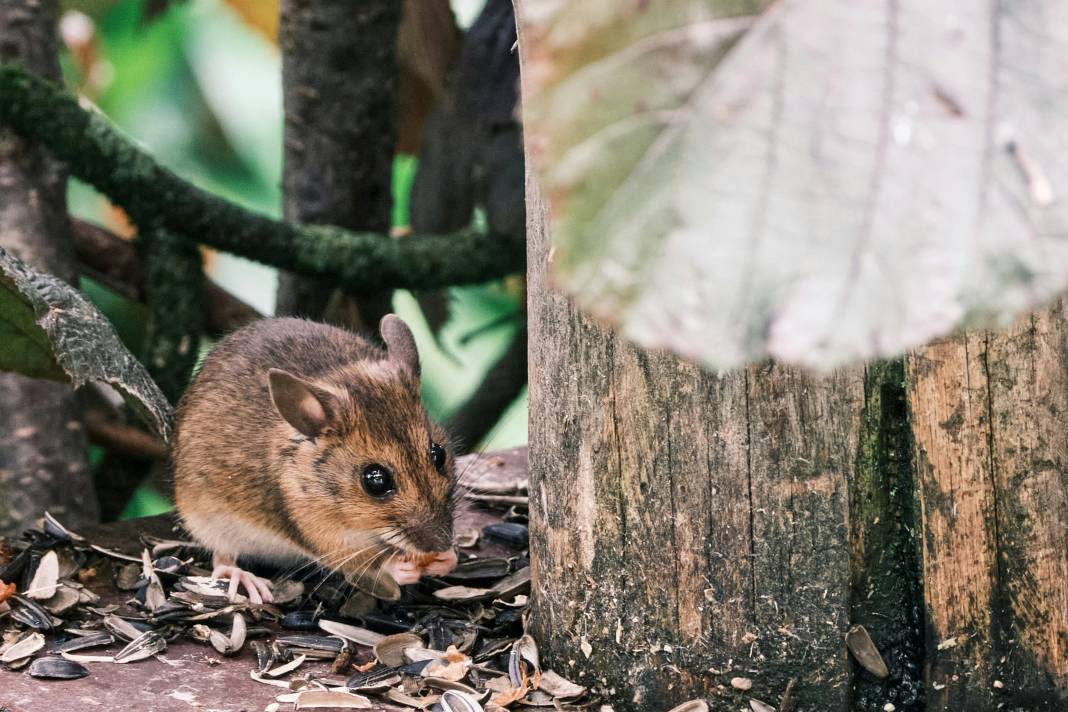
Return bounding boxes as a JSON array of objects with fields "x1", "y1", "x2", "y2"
[{"x1": 211, "y1": 554, "x2": 274, "y2": 604}]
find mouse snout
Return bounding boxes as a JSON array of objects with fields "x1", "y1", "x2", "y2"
[{"x1": 403, "y1": 511, "x2": 454, "y2": 553}]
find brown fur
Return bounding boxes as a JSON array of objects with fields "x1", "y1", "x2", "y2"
[{"x1": 173, "y1": 317, "x2": 455, "y2": 580}]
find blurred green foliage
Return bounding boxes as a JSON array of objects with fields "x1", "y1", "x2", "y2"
[{"x1": 61, "y1": 0, "x2": 526, "y2": 518}]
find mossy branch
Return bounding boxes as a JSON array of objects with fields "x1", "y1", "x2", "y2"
[{"x1": 0, "y1": 64, "x2": 525, "y2": 292}]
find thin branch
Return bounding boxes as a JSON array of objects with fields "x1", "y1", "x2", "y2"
[
  {"x1": 83, "y1": 408, "x2": 166, "y2": 461},
  {"x1": 0, "y1": 64, "x2": 525, "y2": 292},
  {"x1": 71, "y1": 219, "x2": 262, "y2": 335}
]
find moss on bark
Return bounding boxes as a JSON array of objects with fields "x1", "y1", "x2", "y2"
[
  {"x1": 141, "y1": 228, "x2": 203, "y2": 403},
  {"x1": 0, "y1": 64, "x2": 524, "y2": 293}
]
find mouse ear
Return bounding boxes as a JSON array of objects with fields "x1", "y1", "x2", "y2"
[
  {"x1": 380, "y1": 314, "x2": 420, "y2": 378},
  {"x1": 268, "y1": 368, "x2": 339, "y2": 438}
]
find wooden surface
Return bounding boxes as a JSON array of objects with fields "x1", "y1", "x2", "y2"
[
  {"x1": 909, "y1": 307, "x2": 1068, "y2": 711},
  {"x1": 0, "y1": 448, "x2": 526, "y2": 712}
]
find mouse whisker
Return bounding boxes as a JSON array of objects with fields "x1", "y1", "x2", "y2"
[
  {"x1": 304, "y1": 545, "x2": 382, "y2": 602},
  {"x1": 277, "y1": 543, "x2": 377, "y2": 581},
  {"x1": 303, "y1": 554, "x2": 359, "y2": 602},
  {"x1": 280, "y1": 537, "x2": 391, "y2": 598},
  {"x1": 344, "y1": 546, "x2": 392, "y2": 595},
  {"x1": 367, "y1": 547, "x2": 394, "y2": 598},
  {"x1": 275, "y1": 547, "x2": 351, "y2": 581}
]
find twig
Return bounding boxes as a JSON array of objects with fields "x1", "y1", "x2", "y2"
[
  {"x1": 0, "y1": 64, "x2": 525, "y2": 292},
  {"x1": 71, "y1": 219, "x2": 262, "y2": 336},
  {"x1": 83, "y1": 408, "x2": 167, "y2": 461}
]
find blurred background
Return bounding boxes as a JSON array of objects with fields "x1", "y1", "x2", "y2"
[{"x1": 58, "y1": 0, "x2": 527, "y2": 519}]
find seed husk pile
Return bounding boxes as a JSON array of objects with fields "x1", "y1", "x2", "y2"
[{"x1": 0, "y1": 490, "x2": 593, "y2": 710}]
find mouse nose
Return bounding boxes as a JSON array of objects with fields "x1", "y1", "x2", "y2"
[{"x1": 405, "y1": 512, "x2": 454, "y2": 553}]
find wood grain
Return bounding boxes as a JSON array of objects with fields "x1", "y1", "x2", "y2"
[
  {"x1": 522, "y1": 31, "x2": 863, "y2": 705},
  {"x1": 908, "y1": 314, "x2": 1068, "y2": 711},
  {"x1": 985, "y1": 307, "x2": 1068, "y2": 706}
]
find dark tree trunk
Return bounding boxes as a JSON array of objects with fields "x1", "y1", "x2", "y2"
[
  {"x1": 0, "y1": 0, "x2": 96, "y2": 536},
  {"x1": 446, "y1": 325, "x2": 528, "y2": 453},
  {"x1": 276, "y1": 0, "x2": 401, "y2": 329}
]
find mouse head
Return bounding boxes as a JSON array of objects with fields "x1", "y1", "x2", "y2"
[{"x1": 267, "y1": 315, "x2": 456, "y2": 569}]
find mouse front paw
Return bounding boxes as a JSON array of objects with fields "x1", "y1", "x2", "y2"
[
  {"x1": 211, "y1": 554, "x2": 274, "y2": 604},
  {"x1": 422, "y1": 548, "x2": 458, "y2": 576},
  {"x1": 382, "y1": 558, "x2": 423, "y2": 586}
]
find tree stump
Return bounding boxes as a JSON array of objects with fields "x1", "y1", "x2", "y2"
[{"x1": 518, "y1": 10, "x2": 1068, "y2": 711}]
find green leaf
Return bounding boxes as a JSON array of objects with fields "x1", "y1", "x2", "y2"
[
  {"x1": 0, "y1": 245, "x2": 174, "y2": 442},
  {"x1": 521, "y1": 0, "x2": 1068, "y2": 369}
]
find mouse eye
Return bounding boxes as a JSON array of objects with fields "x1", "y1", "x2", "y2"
[
  {"x1": 361, "y1": 465, "x2": 395, "y2": 498},
  {"x1": 429, "y1": 442, "x2": 447, "y2": 475}
]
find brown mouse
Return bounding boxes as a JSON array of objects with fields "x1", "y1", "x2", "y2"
[{"x1": 173, "y1": 315, "x2": 458, "y2": 603}]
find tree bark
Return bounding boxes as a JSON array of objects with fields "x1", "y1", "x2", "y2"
[
  {"x1": 526, "y1": 157, "x2": 878, "y2": 708},
  {"x1": 0, "y1": 0, "x2": 96, "y2": 536},
  {"x1": 276, "y1": 0, "x2": 401, "y2": 328}
]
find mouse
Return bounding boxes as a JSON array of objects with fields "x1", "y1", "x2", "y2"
[{"x1": 172, "y1": 314, "x2": 458, "y2": 603}]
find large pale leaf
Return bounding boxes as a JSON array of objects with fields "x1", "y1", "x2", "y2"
[
  {"x1": 0, "y1": 246, "x2": 173, "y2": 442},
  {"x1": 520, "y1": 0, "x2": 1068, "y2": 368}
]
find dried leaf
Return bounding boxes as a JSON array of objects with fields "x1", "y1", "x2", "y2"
[
  {"x1": 425, "y1": 646, "x2": 471, "y2": 682},
  {"x1": 0, "y1": 245, "x2": 173, "y2": 439},
  {"x1": 0, "y1": 581, "x2": 16, "y2": 604}
]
